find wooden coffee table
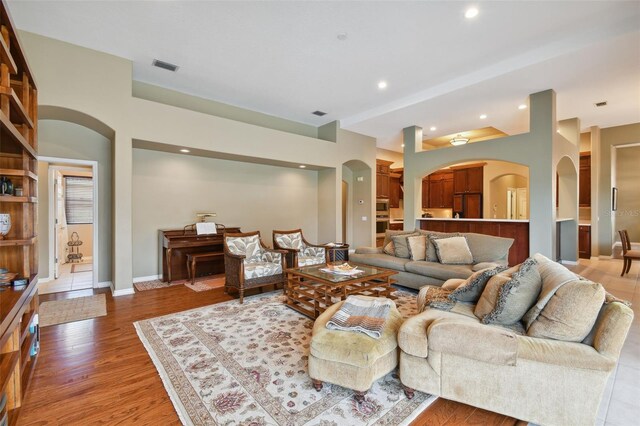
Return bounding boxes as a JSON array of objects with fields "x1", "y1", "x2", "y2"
[{"x1": 285, "y1": 263, "x2": 397, "y2": 319}]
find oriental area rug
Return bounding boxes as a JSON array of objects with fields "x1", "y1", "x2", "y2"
[{"x1": 134, "y1": 290, "x2": 435, "y2": 425}]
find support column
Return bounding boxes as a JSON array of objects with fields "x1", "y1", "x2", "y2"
[
  {"x1": 402, "y1": 126, "x2": 422, "y2": 230},
  {"x1": 112, "y1": 131, "x2": 133, "y2": 294}
]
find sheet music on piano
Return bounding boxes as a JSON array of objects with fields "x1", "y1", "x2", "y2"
[{"x1": 196, "y1": 222, "x2": 217, "y2": 235}]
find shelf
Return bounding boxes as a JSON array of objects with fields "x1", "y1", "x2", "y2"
[
  {"x1": 0, "y1": 351, "x2": 19, "y2": 394},
  {"x1": 0, "y1": 87, "x2": 34, "y2": 129},
  {"x1": 19, "y1": 309, "x2": 36, "y2": 346},
  {"x1": 20, "y1": 332, "x2": 36, "y2": 369},
  {"x1": 0, "y1": 111, "x2": 36, "y2": 159},
  {"x1": 0, "y1": 169, "x2": 37, "y2": 180},
  {"x1": 0, "y1": 33, "x2": 17, "y2": 75},
  {"x1": 0, "y1": 237, "x2": 36, "y2": 247},
  {"x1": 0, "y1": 196, "x2": 37, "y2": 203}
]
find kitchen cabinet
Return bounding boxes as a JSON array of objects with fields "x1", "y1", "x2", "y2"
[
  {"x1": 389, "y1": 222, "x2": 403, "y2": 231},
  {"x1": 453, "y1": 165, "x2": 484, "y2": 193},
  {"x1": 389, "y1": 175, "x2": 401, "y2": 208},
  {"x1": 376, "y1": 159, "x2": 393, "y2": 199},
  {"x1": 453, "y1": 193, "x2": 483, "y2": 218},
  {"x1": 579, "y1": 225, "x2": 591, "y2": 259},
  {"x1": 428, "y1": 171, "x2": 453, "y2": 208},
  {"x1": 421, "y1": 178, "x2": 430, "y2": 208},
  {"x1": 579, "y1": 153, "x2": 591, "y2": 207}
]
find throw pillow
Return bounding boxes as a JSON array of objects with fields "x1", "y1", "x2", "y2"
[
  {"x1": 391, "y1": 233, "x2": 419, "y2": 259},
  {"x1": 527, "y1": 279, "x2": 605, "y2": 342},
  {"x1": 474, "y1": 258, "x2": 542, "y2": 325},
  {"x1": 429, "y1": 236, "x2": 473, "y2": 265},
  {"x1": 383, "y1": 229, "x2": 418, "y2": 249},
  {"x1": 407, "y1": 235, "x2": 427, "y2": 261},
  {"x1": 419, "y1": 231, "x2": 459, "y2": 261},
  {"x1": 383, "y1": 241, "x2": 395, "y2": 256},
  {"x1": 449, "y1": 265, "x2": 508, "y2": 303}
]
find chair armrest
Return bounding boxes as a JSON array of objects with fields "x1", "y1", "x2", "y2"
[
  {"x1": 224, "y1": 251, "x2": 246, "y2": 260},
  {"x1": 355, "y1": 247, "x2": 383, "y2": 255},
  {"x1": 517, "y1": 335, "x2": 616, "y2": 372}
]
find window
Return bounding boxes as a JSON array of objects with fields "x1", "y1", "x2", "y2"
[{"x1": 65, "y1": 176, "x2": 93, "y2": 224}]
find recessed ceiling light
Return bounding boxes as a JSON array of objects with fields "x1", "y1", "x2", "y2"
[
  {"x1": 299, "y1": 165, "x2": 306, "y2": 169},
  {"x1": 518, "y1": 104, "x2": 527, "y2": 110},
  {"x1": 429, "y1": 126, "x2": 437, "y2": 131},
  {"x1": 180, "y1": 149, "x2": 190, "y2": 153},
  {"x1": 465, "y1": 7, "x2": 479, "y2": 19},
  {"x1": 479, "y1": 114, "x2": 487, "y2": 119},
  {"x1": 401, "y1": 143, "x2": 405, "y2": 148},
  {"x1": 378, "y1": 81, "x2": 388, "y2": 90}
]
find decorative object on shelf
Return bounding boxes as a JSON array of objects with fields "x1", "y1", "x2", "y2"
[
  {"x1": 450, "y1": 134, "x2": 469, "y2": 146},
  {"x1": 14, "y1": 187, "x2": 23, "y2": 197},
  {"x1": 12, "y1": 277, "x2": 28, "y2": 287},
  {"x1": 0, "y1": 271, "x2": 17, "y2": 285},
  {"x1": 67, "y1": 231, "x2": 84, "y2": 263},
  {"x1": 0, "y1": 213, "x2": 10, "y2": 239},
  {"x1": 0, "y1": 176, "x2": 13, "y2": 195}
]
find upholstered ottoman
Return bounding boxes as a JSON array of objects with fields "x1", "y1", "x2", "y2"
[{"x1": 308, "y1": 297, "x2": 403, "y2": 401}]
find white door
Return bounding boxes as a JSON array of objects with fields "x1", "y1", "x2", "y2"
[
  {"x1": 54, "y1": 172, "x2": 67, "y2": 278},
  {"x1": 516, "y1": 188, "x2": 528, "y2": 219}
]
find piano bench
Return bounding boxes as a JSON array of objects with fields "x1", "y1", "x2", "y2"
[{"x1": 186, "y1": 252, "x2": 224, "y2": 285}]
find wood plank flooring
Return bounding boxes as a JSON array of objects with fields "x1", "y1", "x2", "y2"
[{"x1": 21, "y1": 255, "x2": 638, "y2": 425}]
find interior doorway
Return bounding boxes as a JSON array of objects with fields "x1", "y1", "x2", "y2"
[{"x1": 38, "y1": 157, "x2": 99, "y2": 294}]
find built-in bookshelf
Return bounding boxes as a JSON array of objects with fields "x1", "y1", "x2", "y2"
[{"x1": 0, "y1": 0, "x2": 40, "y2": 423}]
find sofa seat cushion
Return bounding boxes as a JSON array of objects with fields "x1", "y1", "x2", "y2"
[
  {"x1": 517, "y1": 335, "x2": 615, "y2": 372},
  {"x1": 405, "y1": 261, "x2": 474, "y2": 281},
  {"x1": 429, "y1": 320, "x2": 519, "y2": 366},
  {"x1": 349, "y1": 253, "x2": 410, "y2": 271}
]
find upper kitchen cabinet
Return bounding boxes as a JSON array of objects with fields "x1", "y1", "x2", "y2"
[
  {"x1": 428, "y1": 171, "x2": 454, "y2": 208},
  {"x1": 579, "y1": 153, "x2": 591, "y2": 207},
  {"x1": 375, "y1": 159, "x2": 393, "y2": 199},
  {"x1": 389, "y1": 168, "x2": 402, "y2": 208},
  {"x1": 453, "y1": 164, "x2": 484, "y2": 193}
]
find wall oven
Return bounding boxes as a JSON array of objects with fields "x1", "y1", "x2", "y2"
[
  {"x1": 376, "y1": 199, "x2": 390, "y2": 216},
  {"x1": 376, "y1": 218, "x2": 389, "y2": 235}
]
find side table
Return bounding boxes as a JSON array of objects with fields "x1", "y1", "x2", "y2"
[{"x1": 326, "y1": 243, "x2": 349, "y2": 263}]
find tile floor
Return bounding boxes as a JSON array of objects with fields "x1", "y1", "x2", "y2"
[
  {"x1": 566, "y1": 258, "x2": 639, "y2": 426},
  {"x1": 39, "y1": 261, "x2": 94, "y2": 294}
]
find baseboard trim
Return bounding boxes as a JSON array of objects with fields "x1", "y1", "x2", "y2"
[
  {"x1": 96, "y1": 281, "x2": 112, "y2": 288},
  {"x1": 133, "y1": 274, "x2": 160, "y2": 283},
  {"x1": 39, "y1": 276, "x2": 52, "y2": 283},
  {"x1": 590, "y1": 256, "x2": 600, "y2": 261},
  {"x1": 111, "y1": 286, "x2": 135, "y2": 297},
  {"x1": 560, "y1": 260, "x2": 579, "y2": 266}
]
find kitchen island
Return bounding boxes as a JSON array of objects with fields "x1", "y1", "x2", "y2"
[{"x1": 416, "y1": 218, "x2": 529, "y2": 265}]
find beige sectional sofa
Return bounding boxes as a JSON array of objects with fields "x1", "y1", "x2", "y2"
[
  {"x1": 398, "y1": 255, "x2": 634, "y2": 426},
  {"x1": 350, "y1": 229, "x2": 514, "y2": 289}
]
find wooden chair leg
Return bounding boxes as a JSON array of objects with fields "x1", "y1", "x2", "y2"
[
  {"x1": 312, "y1": 379, "x2": 323, "y2": 391},
  {"x1": 627, "y1": 258, "x2": 633, "y2": 274},
  {"x1": 239, "y1": 288, "x2": 244, "y2": 304},
  {"x1": 621, "y1": 258, "x2": 627, "y2": 276},
  {"x1": 402, "y1": 384, "x2": 415, "y2": 400},
  {"x1": 191, "y1": 259, "x2": 197, "y2": 285}
]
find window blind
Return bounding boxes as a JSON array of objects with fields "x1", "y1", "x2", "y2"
[{"x1": 65, "y1": 176, "x2": 93, "y2": 224}]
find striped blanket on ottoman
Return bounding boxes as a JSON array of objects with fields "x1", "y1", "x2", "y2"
[{"x1": 326, "y1": 295, "x2": 394, "y2": 338}]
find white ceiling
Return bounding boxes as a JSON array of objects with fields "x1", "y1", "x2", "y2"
[{"x1": 8, "y1": 1, "x2": 640, "y2": 152}]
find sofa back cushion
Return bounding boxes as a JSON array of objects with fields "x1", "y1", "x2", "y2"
[
  {"x1": 383, "y1": 229, "x2": 418, "y2": 249},
  {"x1": 527, "y1": 279, "x2": 605, "y2": 342},
  {"x1": 449, "y1": 265, "x2": 508, "y2": 303},
  {"x1": 407, "y1": 235, "x2": 427, "y2": 261},
  {"x1": 419, "y1": 231, "x2": 459, "y2": 261},
  {"x1": 464, "y1": 233, "x2": 514, "y2": 263},
  {"x1": 391, "y1": 234, "x2": 419, "y2": 258},
  {"x1": 475, "y1": 258, "x2": 542, "y2": 325},
  {"x1": 430, "y1": 236, "x2": 474, "y2": 265}
]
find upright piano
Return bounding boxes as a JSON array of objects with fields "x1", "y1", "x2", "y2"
[{"x1": 159, "y1": 227, "x2": 241, "y2": 282}]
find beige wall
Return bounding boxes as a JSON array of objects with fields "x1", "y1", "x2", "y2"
[
  {"x1": 482, "y1": 161, "x2": 530, "y2": 219},
  {"x1": 132, "y1": 149, "x2": 318, "y2": 278},
  {"x1": 614, "y1": 145, "x2": 640, "y2": 242},
  {"x1": 66, "y1": 224, "x2": 93, "y2": 259},
  {"x1": 37, "y1": 120, "x2": 112, "y2": 283},
  {"x1": 597, "y1": 122, "x2": 640, "y2": 255},
  {"x1": 376, "y1": 148, "x2": 404, "y2": 168},
  {"x1": 21, "y1": 31, "x2": 376, "y2": 291}
]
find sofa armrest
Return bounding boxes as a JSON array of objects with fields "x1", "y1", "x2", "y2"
[
  {"x1": 441, "y1": 278, "x2": 466, "y2": 290},
  {"x1": 354, "y1": 246, "x2": 383, "y2": 255},
  {"x1": 428, "y1": 320, "x2": 519, "y2": 366}
]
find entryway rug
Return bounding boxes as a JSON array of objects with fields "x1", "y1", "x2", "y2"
[
  {"x1": 40, "y1": 294, "x2": 107, "y2": 327},
  {"x1": 134, "y1": 290, "x2": 435, "y2": 425},
  {"x1": 184, "y1": 275, "x2": 225, "y2": 292},
  {"x1": 134, "y1": 279, "x2": 184, "y2": 292},
  {"x1": 71, "y1": 263, "x2": 93, "y2": 273}
]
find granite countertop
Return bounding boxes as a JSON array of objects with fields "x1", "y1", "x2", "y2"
[
  {"x1": 416, "y1": 218, "x2": 529, "y2": 223},
  {"x1": 390, "y1": 219, "x2": 404, "y2": 224}
]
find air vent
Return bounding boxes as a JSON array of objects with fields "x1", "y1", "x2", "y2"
[
  {"x1": 152, "y1": 59, "x2": 179, "y2": 72},
  {"x1": 594, "y1": 101, "x2": 607, "y2": 107},
  {"x1": 312, "y1": 110, "x2": 327, "y2": 117}
]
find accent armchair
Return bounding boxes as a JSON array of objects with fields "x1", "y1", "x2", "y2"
[
  {"x1": 223, "y1": 231, "x2": 286, "y2": 303},
  {"x1": 273, "y1": 229, "x2": 327, "y2": 268}
]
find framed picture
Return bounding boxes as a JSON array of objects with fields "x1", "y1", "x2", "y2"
[{"x1": 612, "y1": 187, "x2": 618, "y2": 211}]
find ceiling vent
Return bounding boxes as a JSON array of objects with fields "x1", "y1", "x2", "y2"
[
  {"x1": 312, "y1": 110, "x2": 327, "y2": 117},
  {"x1": 594, "y1": 101, "x2": 607, "y2": 107},
  {"x1": 152, "y1": 59, "x2": 179, "y2": 72}
]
